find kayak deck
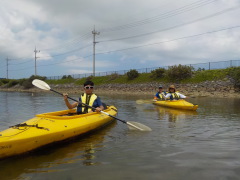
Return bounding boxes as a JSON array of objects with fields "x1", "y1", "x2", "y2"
[
  {"x1": 153, "y1": 99, "x2": 198, "y2": 111},
  {"x1": 0, "y1": 106, "x2": 117, "y2": 159}
]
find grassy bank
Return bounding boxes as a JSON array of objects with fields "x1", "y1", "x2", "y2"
[
  {"x1": 46, "y1": 68, "x2": 237, "y2": 86},
  {"x1": 0, "y1": 67, "x2": 240, "y2": 89}
]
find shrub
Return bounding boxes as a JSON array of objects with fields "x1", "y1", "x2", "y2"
[
  {"x1": 150, "y1": 68, "x2": 166, "y2": 79},
  {"x1": 166, "y1": 64, "x2": 193, "y2": 82},
  {"x1": 18, "y1": 78, "x2": 27, "y2": 86},
  {"x1": 0, "y1": 79, "x2": 10, "y2": 84},
  {"x1": 108, "y1": 73, "x2": 119, "y2": 81},
  {"x1": 62, "y1": 75, "x2": 67, "y2": 79},
  {"x1": 227, "y1": 67, "x2": 240, "y2": 86},
  {"x1": 22, "y1": 75, "x2": 46, "y2": 89},
  {"x1": 197, "y1": 68, "x2": 205, "y2": 71},
  {"x1": 67, "y1": 75, "x2": 73, "y2": 79},
  {"x1": 86, "y1": 76, "x2": 93, "y2": 81},
  {"x1": 7, "y1": 80, "x2": 19, "y2": 88},
  {"x1": 62, "y1": 75, "x2": 73, "y2": 79},
  {"x1": 126, "y1": 69, "x2": 139, "y2": 80}
]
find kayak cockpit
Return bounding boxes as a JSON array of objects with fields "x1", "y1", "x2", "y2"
[{"x1": 35, "y1": 106, "x2": 116, "y2": 119}]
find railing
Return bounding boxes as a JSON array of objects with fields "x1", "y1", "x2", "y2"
[{"x1": 46, "y1": 59, "x2": 240, "y2": 80}]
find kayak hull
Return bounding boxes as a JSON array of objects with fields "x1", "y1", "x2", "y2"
[
  {"x1": 153, "y1": 99, "x2": 198, "y2": 111},
  {"x1": 0, "y1": 106, "x2": 117, "y2": 159}
]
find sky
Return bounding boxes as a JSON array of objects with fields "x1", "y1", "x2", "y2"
[{"x1": 1, "y1": 0, "x2": 240, "y2": 79}]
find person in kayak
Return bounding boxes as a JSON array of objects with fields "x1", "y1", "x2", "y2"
[
  {"x1": 154, "y1": 85, "x2": 166, "y2": 100},
  {"x1": 165, "y1": 85, "x2": 186, "y2": 100},
  {"x1": 63, "y1": 80, "x2": 104, "y2": 114}
]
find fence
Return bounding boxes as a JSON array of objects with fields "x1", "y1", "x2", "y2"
[{"x1": 46, "y1": 59, "x2": 240, "y2": 80}]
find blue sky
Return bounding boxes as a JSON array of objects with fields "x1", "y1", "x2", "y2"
[{"x1": 1, "y1": 0, "x2": 240, "y2": 79}]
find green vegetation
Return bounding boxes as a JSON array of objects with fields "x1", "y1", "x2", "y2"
[
  {"x1": 6, "y1": 79, "x2": 19, "y2": 88},
  {"x1": 150, "y1": 68, "x2": 166, "y2": 79},
  {"x1": 1, "y1": 67, "x2": 240, "y2": 89},
  {"x1": 47, "y1": 78, "x2": 75, "y2": 85},
  {"x1": 126, "y1": 69, "x2": 139, "y2": 80},
  {"x1": 227, "y1": 67, "x2": 240, "y2": 85},
  {"x1": 0, "y1": 75, "x2": 46, "y2": 89},
  {"x1": 166, "y1": 64, "x2": 193, "y2": 82},
  {"x1": 62, "y1": 75, "x2": 73, "y2": 79},
  {"x1": 180, "y1": 69, "x2": 229, "y2": 83}
]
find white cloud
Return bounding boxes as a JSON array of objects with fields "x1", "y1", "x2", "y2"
[{"x1": 1, "y1": 0, "x2": 240, "y2": 78}]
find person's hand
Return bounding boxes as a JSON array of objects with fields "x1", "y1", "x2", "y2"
[
  {"x1": 63, "y1": 93, "x2": 68, "y2": 100},
  {"x1": 95, "y1": 107, "x2": 102, "y2": 112}
]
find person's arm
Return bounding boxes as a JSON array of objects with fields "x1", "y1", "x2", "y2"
[
  {"x1": 63, "y1": 93, "x2": 78, "y2": 109},
  {"x1": 179, "y1": 93, "x2": 187, "y2": 99},
  {"x1": 94, "y1": 97, "x2": 104, "y2": 112},
  {"x1": 161, "y1": 92, "x2": 166, "y2": 98},
  {"x1": 154, "y1": 92, "x2": 159, "y2": 100},
  {"x1": 165, "y1": 93, "x2": 170, "y2": 99},
  {"x1": 95, "y1": 105, "x2": 104, "y2": 112}
]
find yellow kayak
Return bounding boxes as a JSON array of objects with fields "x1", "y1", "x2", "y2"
[
  {"x1": 0, "y1": 106, "x2": 117, "y2": 159},
  {"x1": 153, "y1": 99, "x2": 198, "y2": 111}
]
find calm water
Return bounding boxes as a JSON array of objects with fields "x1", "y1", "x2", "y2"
[{"x1": 0, "y1": 91, "x2": 240, "y2": 180}]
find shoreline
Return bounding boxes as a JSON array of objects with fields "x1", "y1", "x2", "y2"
[{"x1": 1, "y1": 80, "x2": 240, "y2": 98}]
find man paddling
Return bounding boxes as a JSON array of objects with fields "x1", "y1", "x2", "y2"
[{"x1": 63, "y1": 80, "x2": 104, "y2": 114}]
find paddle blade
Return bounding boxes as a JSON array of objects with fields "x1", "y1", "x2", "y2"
[
  {"x1": 32, "y1": 79, "x2": 51, "y2": 91},
  {"x1": 127, "y1": 121, "x2": 152, "y2": 131},
  {"x1": 136, "y1": 99, "x2": 154, "y2": 105}
]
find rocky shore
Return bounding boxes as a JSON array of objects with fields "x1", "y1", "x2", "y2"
[{"x1": 1, "y1": 79, "x2": 240, "y2": 98}]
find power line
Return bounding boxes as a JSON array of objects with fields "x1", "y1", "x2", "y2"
[
  {"x1": 8, "y1": 59, "x2": 33, "y2": 65},
  {"x1": 99, "y1": 6, "x2": 240, "y2": 43},
  {"x1": 40, "y1": 32, "x2": 92, "y2": 52},
  {"x1": 99, "y1": 0, "x2": 217, "y2": 32},
  {"x1": 96, "y1": 25, "x2": 240, "y2": 55},
  {"x1": 40, "y1": 44, "x2": 92, "y2": 58}
]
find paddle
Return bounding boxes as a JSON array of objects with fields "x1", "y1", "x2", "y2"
[
  {"x1": 136, "y1": 99, "x2": 155, "y2": 105},
  {"x1": 32, "y1": 79, "x2": 152, "y2": 131}
]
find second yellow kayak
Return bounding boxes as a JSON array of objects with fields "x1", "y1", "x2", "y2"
[{"x1": 153, "y1": 99, "x2": 198, "y2": 111}]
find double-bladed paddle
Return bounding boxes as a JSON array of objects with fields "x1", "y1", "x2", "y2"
[{"x1": 32, "y1": 79, "x2": 152, "y2": 131}]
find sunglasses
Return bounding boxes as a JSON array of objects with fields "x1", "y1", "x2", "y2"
[{"x1": 84, "y1": 86, "x2": 94, "y2": 89}]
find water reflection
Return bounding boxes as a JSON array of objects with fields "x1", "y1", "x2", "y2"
[
  {"x1": 0, "y1": 122, "x2": 116, "y2": 179},
  {"x1": 155, "y1": 106, "x2": 198, "y2": 122}
]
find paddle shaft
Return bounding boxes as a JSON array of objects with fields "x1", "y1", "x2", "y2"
[
  {"x1": 50, "y1": 89, "x2": 127, "y2": 124},
  {"x1": 32, "y1": 79, "x2": 150, "y2": 131}
]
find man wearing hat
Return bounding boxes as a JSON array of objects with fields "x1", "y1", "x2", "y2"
[
  {"x1": 165, "y1": 85, "x2": 186, "y2": 100},
  {"x1": 154, "y1": 85, "x2": 166, "y2": 100}
]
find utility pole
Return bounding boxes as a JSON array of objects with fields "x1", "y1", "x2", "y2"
[
  {"x1": 6, "y1": 57, "x2": 9, "y2": 79},
  {"x1": 34, "y1": 47, "x2": 40, "y2": 76},
  {"x1": 92, "y1": 27, "x2": 100, "y2": 76}
]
